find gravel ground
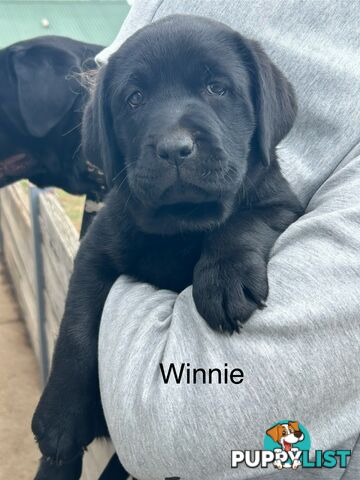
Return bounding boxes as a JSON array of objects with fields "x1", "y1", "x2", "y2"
[{"x1": 0, "y1": 259, "x2": 41, "y2": 480}]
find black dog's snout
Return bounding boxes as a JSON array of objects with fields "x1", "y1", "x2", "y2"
[
  {"x1": 294, "y1": 430, "x2": 303, "y2": 439},
  {"x1": 156, "y1": 130, "x2": 195, "y2": 165}
]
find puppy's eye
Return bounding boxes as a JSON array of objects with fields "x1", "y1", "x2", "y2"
[
  {"x1": 127, "y1": 90, "x2": 144, "y2": 108},
  {"x1": 206, "y1": 82, "x2": 227, "y2": 96}
]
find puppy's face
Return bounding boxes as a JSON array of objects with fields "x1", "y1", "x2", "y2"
[
  {"x1": 111, "y1": 23, "x2": 254, "y2": 232},
  {"x1": 86, "y1": 16, "x2": 296, "y2": 234},
  {"x1": 0, "y1": 39, "x2": 89, "y2": 190}
]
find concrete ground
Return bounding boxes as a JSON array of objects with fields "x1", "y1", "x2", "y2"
[{"x1": 0, "y1": 259, "x2": 41, "y2": 480}]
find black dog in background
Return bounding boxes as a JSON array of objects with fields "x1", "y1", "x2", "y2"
[
  {"x1": 0, "y1": 36, "x2": 106, "y2": 201},
  {"x1": 32, "y1": 15, "x2": 303, "y2": 480}
]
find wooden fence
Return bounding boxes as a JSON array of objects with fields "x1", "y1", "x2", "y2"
[{"x1": 0, "y1": 183, "x2": 114, "y2": 480}]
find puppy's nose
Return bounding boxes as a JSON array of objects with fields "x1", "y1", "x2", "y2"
[{"x1": 156, "y1": 131, "x2": 195, "y2": 165}]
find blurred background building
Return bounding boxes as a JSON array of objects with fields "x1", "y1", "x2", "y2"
[{"x1": 0, "y1": 0, "x2": 130, "y2": 48}]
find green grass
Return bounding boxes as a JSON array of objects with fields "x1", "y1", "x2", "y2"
[{"x1": 54, "y1": 189, "x2": 85, "y2": 233}]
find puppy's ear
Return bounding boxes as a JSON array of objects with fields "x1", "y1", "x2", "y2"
[
  {"x1": 11, "y1": 44, "x2": 81, "y2": 137},
  {"x1": 82, "y1": 67, "x2": 119, "y2": 188},
  {"x1": 239, "y1": 37, "x2": 297, "y2": 166},
  {"x1": 266, "y1": 424, "x2": 283, "y2": 443}
]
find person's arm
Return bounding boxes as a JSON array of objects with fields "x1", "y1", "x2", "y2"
[
  {"x1": 95, "y1": 0, "x2": 163, "y2": 66},
  {"x1": 99, "y1": 151, "x2": 360, "y2": 480}
]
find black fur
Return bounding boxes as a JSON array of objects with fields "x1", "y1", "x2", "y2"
[
  {"x1": 32, "y1": 15, "x2": 302, "y2": 479},
  {"x1": 0, "y1": 36, "x2": 103, "y2": 195}
]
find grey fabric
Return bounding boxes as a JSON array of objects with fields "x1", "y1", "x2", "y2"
[{"x1": 98, "y1": 1, "x2": 360, "y2": 479}]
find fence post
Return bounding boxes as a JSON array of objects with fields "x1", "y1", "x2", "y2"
[
  {"x1": 29, "y1": 186, "x2": 49, "y2": 386},
  {"x1": 0, "y1": 191, "x2": 3, "y2": 252}
]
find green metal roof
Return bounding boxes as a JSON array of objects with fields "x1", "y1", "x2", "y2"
[{"x1": 0, "y1": 1, "x2": 130, "y2": 48}]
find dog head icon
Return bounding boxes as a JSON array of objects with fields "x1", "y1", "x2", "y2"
[{"x1": 266, "y1": 421, "x2": 304, "y2": 452}]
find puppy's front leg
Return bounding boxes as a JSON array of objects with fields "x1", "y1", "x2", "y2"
[
  {"x1": 193, "y1": 189, "x2": 302, "y2": 333},
  {"x1": 32, "y1": 205, "x2": 123, "y2": 477}
]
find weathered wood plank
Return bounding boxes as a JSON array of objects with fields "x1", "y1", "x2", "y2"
[
  {"x1": 41, "y1": 224, "x2": 72, "y2": 296},
  {"x1": 1, "y1": 182, "x2": 30, "y2": 217},
  {"x1": 1, "y1": 192, "x2": 35, "y2": 292},
  {"x1": 38, "y1": 191, "x2": 79, "y2": 261},
  {"x1": 0, "y1": 184, "x2": 39, "y2": 361},
  {"x1": 0, "y1": 204, "x2": 35, "y2": 297},
  {"x1": 1, "y1": 224, "x2": 39, "y2": 360},
  {"x1": 0, "y1": 184, "x2": 113, "y2": 479},
  {"x1": 44, "y1": 309, "x2": 57, "y2": 366},
  {"x1": 42, "y1": 253, "x2": 68, "y2": 321}
]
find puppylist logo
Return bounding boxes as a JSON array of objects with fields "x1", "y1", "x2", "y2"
[{"x1": 231, "y1": 420, "x2": 351, "y2": 471}]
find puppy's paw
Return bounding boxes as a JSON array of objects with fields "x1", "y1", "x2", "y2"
[
  {"x1": 193, "y1": 253, "x2": 268, "y2": 333},
  {"x1": 34, "y1": 455, "x2": 82, "y2": 480},
  {"x1": 32, "y1": 383, "x2": 94, "y2": 466}
]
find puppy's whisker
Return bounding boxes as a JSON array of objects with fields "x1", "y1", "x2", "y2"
[
  {"x1": 123, "y1": 191, "x2": 133, "y2": 212},
  {"x1": 72, "y1": 142, "x2": 82, "y2": 160},
  {"x1": 115, "y1": 174, "x2": 130, "y2": 193},
  {"x1": 110, "y1": 81, "x2": 126, "y2": 101},
  {"x1": 112, "y1": 165, "x2": 128, "y2": 184},
  {"x1": 240, "y1": 182, "x2": 250, "y2": 205},
  {"x1": 244, "y1": 175, "x2": 259, "y2": 200},
  {"x1": 112, "y1": 161, "x2": 137, "y2": 184},
  {"x1": 62, "y1": 122, "x2": 82, "y2": 137}
]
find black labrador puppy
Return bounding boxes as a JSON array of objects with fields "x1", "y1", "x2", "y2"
[
  {"x1": 32, "y1": 15, "x2": 303, "y2": 479},
  {"x1": 0, "y1": 36, "x2": 105, "y2": 198}
]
